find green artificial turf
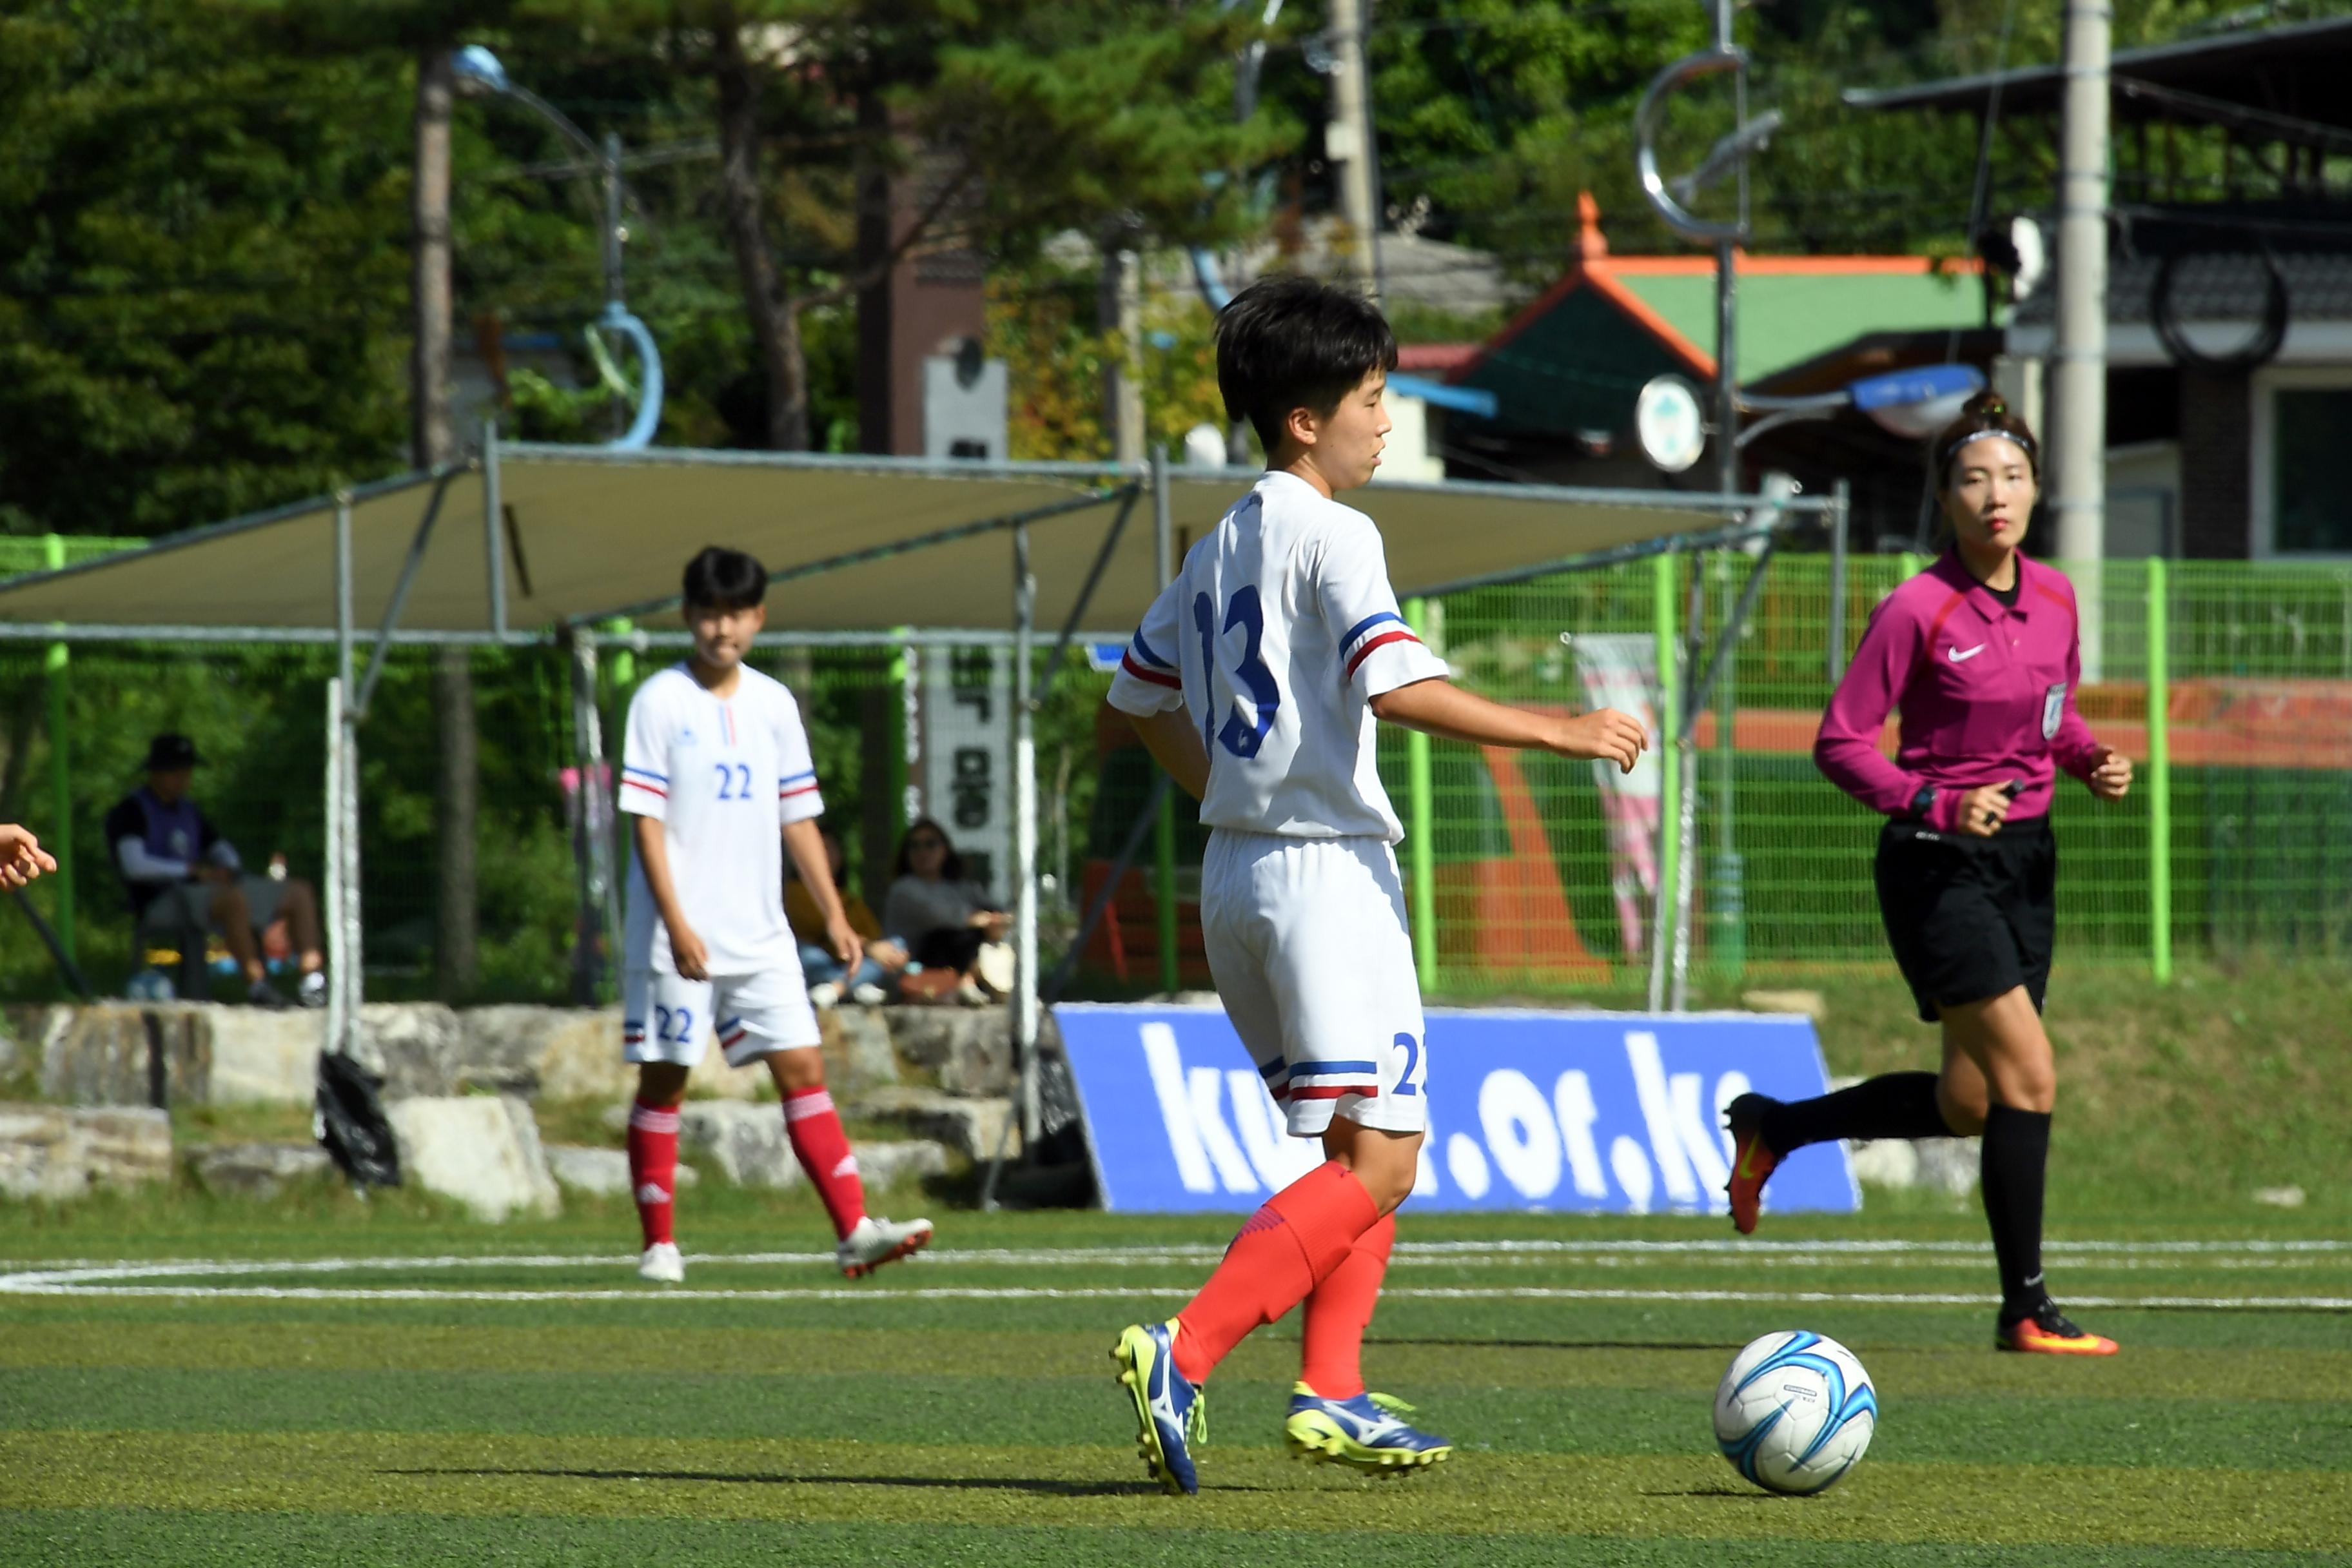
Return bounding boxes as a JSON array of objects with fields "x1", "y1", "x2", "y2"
[{"x1": 3, "y1": 1210, "x2": 2349, "y2": 1563}]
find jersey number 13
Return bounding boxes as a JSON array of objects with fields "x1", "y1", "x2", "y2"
[{"x1": 1191, "y1": 585, "x2": 1282, "y2": 759}]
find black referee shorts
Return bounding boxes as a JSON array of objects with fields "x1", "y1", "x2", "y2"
[{"x1": 1874, "y1": 816, "x2": 2055, "y2": 1024}]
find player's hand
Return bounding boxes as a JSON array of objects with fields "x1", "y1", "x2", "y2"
[
  {"x1": 2086, "y1": 746, "x2": 2132, "y2": 801},
  {"x1": 825, "y1": 914, "x2": 863, "y2": 977},
  {"x1": 1548, "y1": 708, "x2": 1648, "y2": 774},
  {"x1": 0, "y1": 825, "x2": 56, "y2": 892},
  {"x1": 1956, "y1": 782, "x2": 2015, "y2": 838},
  {"x1": 669, "y1": 921, "x2": 711, "y2": 981}
]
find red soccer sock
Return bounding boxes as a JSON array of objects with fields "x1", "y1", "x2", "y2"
[
  {"x1": 1298, "y1": 1210, "x2": 1395, "y2": 1398},
  {"x1": 1171, "y1": 1161, "x2": 1380, "y2": 1386},
  {"x1": 784, "y1": 1087, "x2": 866, "y2": 1241},
  {"x1": 625, "y1": 1099, "x2": 680, "y2": 1249}
]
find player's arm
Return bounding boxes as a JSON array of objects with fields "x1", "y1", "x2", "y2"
[
  {"x1": 631, "y1": 815, "x2": 709, "y2": 981},
  {"x1": 781, "y1": 818, "x2": 862, "y2": 974},
  {"x1": 1128, "y1": 708, "x2": 1211, "y2": 801},
  {"x1": 1370, "y1": 678, "x2": 1645, "y2": 773}
]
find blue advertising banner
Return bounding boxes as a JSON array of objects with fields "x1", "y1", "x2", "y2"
[{"x1": 1056, "y1": 1004, "x2": 1857, "y2": 1216}]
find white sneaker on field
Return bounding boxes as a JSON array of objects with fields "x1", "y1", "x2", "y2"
[
  {"x1": 638, "y1": 1242, "x2": 685, "y2": 1284},
  {"x1": 837, "y1": 1215, "x2": 933, "y2": 1277}
]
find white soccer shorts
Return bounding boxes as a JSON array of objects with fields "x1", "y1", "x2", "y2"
[
  {"x1": 622, "y1": 966, "x2": 820, "y2": 1069},
  {"x1": 1200, "y1": 828, "x2": 1429, "y2": 1138}
]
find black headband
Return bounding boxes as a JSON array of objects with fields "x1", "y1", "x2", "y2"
[{"x1": 1939, "y1": 424, "x2": 2036, "y2": 473}]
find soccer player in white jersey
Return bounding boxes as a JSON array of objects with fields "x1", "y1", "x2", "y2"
[
  {"x1": 618, "y1": 547, "x2": 933, "y2": 1284},
  {"x1": 1107, "y1": 278, "x2": 1647, "y2": 1493}
]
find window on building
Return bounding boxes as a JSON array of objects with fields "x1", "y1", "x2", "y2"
[{"x1": 2271, "y1": 386, "x2": 2352, "y2": 554}]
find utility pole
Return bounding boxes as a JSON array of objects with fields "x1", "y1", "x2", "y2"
[
  {"x1": 1099, "y1": 228, "x2": 1145, "y2": 465},
  {"x1": 2053, "y1": 0, "x2": 2110, "y2": 663},
  {"x1": 1327, "y1": 0, "x2": 1380, "y2": 298},
  {"x1": 415, "y1": 45, "x2": 480, "y2": 1001}
]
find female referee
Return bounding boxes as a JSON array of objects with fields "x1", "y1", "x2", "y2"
[{"x1": 1725, "y1": 389, "x2": 2132, "y2": 1356}]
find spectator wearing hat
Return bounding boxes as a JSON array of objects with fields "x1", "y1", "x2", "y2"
[{"x1": 105, "y1": 734, "x2": 326, "y2": 1008}]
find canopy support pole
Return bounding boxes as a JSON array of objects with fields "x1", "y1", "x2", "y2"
[
  {"x1": 1035, "y1": 480, "x2": 1143, "y2": 707},
  {"x1": 484, "y1": 418, "x2": 508, "y2": 636},
  {"x1": 352, "y1": 469, "x2": 458, "y2": 720},
  {"x1": 567, "y1": 628, "x2": 619, "y2": 1004},
  {"x1": 1012, "y1": 525, "x2": 1041, "y2": 1153},
  {"x1": 331, "y1": 496, "x2": 363, "y2": 1053}
]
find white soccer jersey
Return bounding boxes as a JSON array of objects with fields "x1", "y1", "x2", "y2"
[
  {"x1": 618, "y1": 663, "x2": 825, "y2": 975},
  {"x1": 1106, "y1": 469, "x2": 1449, "y2": 841}
]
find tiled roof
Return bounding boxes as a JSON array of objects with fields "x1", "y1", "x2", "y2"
[{"x1": 2014, "y1": 248, "x2": 2352, "y2": 326}]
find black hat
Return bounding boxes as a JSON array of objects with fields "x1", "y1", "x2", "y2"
[{"x1": 142, "y1": 734, "x2": 202, "y2": 771}]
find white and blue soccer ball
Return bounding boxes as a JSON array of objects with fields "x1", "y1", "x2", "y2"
[{"x1": 1712, "y1": 1330, "x2": 1877, "y2": 1494}]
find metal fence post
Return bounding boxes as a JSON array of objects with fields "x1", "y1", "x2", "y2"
[
  {"x1": 41, "y1": 534, "x2": 74, "y2": 965},
  {"x1": 1404, "y1": 596, "x2": 1438, "y2": 992},
  {"x1": 1151, "y1": 458, "x2": 1179, "y2": 994},
  {"x1": 2146, "y1": 556, "x2": 2173, "y2": 983},
  {"x1": 1647, "y1": 549, "x2": 1680, "y2": 1011}
]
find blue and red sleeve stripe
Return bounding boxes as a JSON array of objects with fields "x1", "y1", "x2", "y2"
[{"x1": 1338, "y1": 611, "x2": 1422, "y2": 680}]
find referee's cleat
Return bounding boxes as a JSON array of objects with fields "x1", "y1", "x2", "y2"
[
  {"x1": 838, "y1": 1215, "x2": 933, "y2": 1278},
  {"x1": 1724, "y1": 1092, "x2": 1783, "y2": 1236},
  {"x1": 1998, "y1": 1302, "x2": 2119, "y2": 1356},
  {"x1": 1284, "y1": 1384, "x2": 1453, "y2": 1474},
  {"x1": 638, "y1": 1241, "x2": 685, "y2": 1284},
  {"x1": 1113, "y1": 1320, "x2": 1205, "y2": 1496}
]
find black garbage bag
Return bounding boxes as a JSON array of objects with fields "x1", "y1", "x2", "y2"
[{"x1": 313, "y1": 1050, "x2": 402, "y2": 1189}]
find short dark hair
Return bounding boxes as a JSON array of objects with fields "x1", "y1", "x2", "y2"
[
  {"x1": 1215, "y1": 276, "x2": 1398, "y2": 454},
  {"x1": 681, "y1": 545, "x2": 767, "y2": 610}
]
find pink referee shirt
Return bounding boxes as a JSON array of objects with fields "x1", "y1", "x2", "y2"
[{"x1": 1814, "y1": 550, "x2": 2103, "y2": 834}]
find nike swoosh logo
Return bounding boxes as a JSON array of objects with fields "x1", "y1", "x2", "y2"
[{"x1": 1947, "y1": 643, "x2": 1986, "y2": 662}]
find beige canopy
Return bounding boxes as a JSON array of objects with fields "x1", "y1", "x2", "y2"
[{"x1": 0, "y1": 446, "x2": 1780, "y2": 636}]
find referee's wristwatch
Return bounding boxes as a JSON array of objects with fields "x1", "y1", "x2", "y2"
[{"x1": 1908, "y1": 785, "x2": 1937, "y2": 819}]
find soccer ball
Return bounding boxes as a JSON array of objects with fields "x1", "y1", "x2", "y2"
[{"x1": 1712, "y1": 1330, "x2": 1877, "y2": 1494}]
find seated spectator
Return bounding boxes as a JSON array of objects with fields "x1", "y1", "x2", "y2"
[
  {"x1": 0, "y1": 823, "x2": 57, "y2": 891},
  {"x1": 786, "y1": 825, "x2": 907, "y2": 1008},
  {"x1": 106, "y1": 734, "x2": 325, "y2": 1008},
  {"x1": 882, "y1": 819, "x2": 1012, "y2": 1003}
]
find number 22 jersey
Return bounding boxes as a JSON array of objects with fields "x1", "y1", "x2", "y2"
[
  {"x1": 618, "y1": 663, "x2": 825, "y2": 975},
  {"x1": 1108, "y1": 469, "x2": 1449, "y2": 842}
]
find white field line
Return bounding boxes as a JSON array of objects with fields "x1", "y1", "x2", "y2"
[{"x1": 0, "y1": 1280, "x2": 2347, "y2": 1310}]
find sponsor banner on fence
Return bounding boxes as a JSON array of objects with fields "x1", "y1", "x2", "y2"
[{"x1": 1056, "y1": 1004, "x2": 1856, "y2": 1215}]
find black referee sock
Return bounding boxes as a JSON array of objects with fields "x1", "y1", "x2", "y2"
[
  {"x1": 1760, "y1": 1071, "x2": 1950, "y2": 1155},
  {"x1": 1981, "y1": 1104, "x2": 2054, "y2": 1324}
]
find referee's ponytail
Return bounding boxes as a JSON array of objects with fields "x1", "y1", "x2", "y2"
[{"x1": 1933, "y1": 391, "x2": 2041, "y2": 491}]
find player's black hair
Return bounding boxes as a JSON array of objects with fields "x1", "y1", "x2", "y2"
[
  {"x1": 1215, "y1": 275, "x2": 1398, "y2": 455},
  {"x1": 892, "y1": 817, "x2": 965, "y2": 883},
  {"x1": 681, "y1": 545, "x2": 768, "y2": 610}
]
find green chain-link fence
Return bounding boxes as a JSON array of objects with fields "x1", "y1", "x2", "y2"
[{"x1": 2, "y1": 553, "x2": 2346, "y2": 1004}]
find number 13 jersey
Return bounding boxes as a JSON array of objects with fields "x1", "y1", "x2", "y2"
[
  {"x1": 1108, "y1": 470, "x2": 1449, "y2": 842},
  {"x1": 618, "y1": 663, "x2": 825, "y2": 975}
]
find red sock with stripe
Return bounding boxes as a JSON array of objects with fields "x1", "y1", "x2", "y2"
[
  {"x1": 1298, "y1": 1210, "x2": 1395, "y2": 1398},
  {"x1": 1171, "y1": 1161, "x2": 1380, "y2": 1386},
  {"x1": 625, "y1": 1099, "x2": 680, "y2": 1248},
  {"x1": 783, "y1": 1087, "x2": 865, "y2": 1241}
]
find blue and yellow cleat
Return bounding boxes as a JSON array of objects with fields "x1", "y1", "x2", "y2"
[
  {"x1": 1284, "y1": 1384, "x2": 1453, "y2": 1474},
  {"x1": 1112, "y1": 1320, "x2": 1206, "y2": 1496}
]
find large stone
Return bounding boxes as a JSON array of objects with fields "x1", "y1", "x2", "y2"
[
  {"x1": 544, "y1": 1143, "x2": 699, "y2": 1199},
  {"x1": 820, "y1": 1007, "x2": 899, "y2": 1097},
  {"x1": 879, "y1": 1006, "x2": 1059, "y2": 1098},
  {"x1": 36, "y1": 1004, "x2": 203, "y2": 1106},
  {"x1": 0, "y1": 1103, "x2": 173, "y2": 1200},
  {"x1": 855, "y1": 1139, "x2": 950, "y2": 1191},
  {"x1": 349, "y1": 1004, "x2": 466, "y2": 1100},
  {"x1": 464, "y1": 1006, "x2": 618, "y2": 1102},
  {"x1": 384, "y1": 1095, "x2": 561, "y2": 1220},
  {"x1": 850, "y1": 1086, "x2": 1020, "y2": 1161},
  {"x1": 198, "y1": 1010, "x2": 322, "y2": 1104},
  {"x1": 676, "y1": 1101, "x2": 798, "y2": 1188},
  {"x1": 189, "y1": 1141, "x2": 332, "y2": 1200}
]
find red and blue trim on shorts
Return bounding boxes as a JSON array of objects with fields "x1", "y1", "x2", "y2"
[
  {"x1": 1262, "y1": 1056, "x2": 1382, "y2": 1104},
  {"x1": 1338, "y1": 612, "x2": 1422, "y2": 681}
]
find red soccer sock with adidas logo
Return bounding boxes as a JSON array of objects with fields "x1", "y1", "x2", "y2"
[
  {"x1": 625, "y1": 1099, "x2": 680, "y2": 1248},
  {"x1": 1298, "y1": 1210, "x2": 1395, "y2": 1398},
  {"x1": 783, "y1": 1086, "x2": 866, "y2": 1241},
  {"x1": 1172, "y1": 1161, "x2": 1380, "y2": 1386}
]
